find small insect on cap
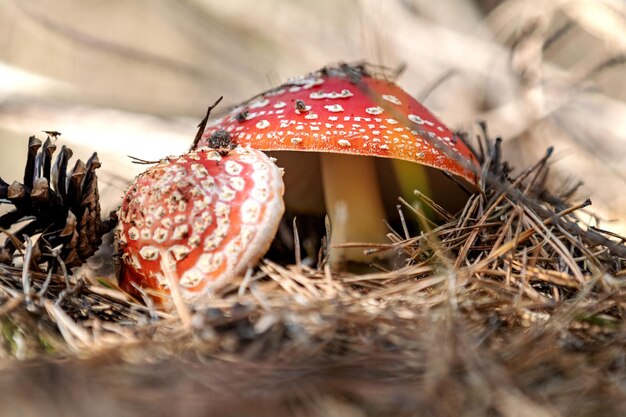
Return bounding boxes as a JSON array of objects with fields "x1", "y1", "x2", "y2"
[
  {"x1": 201, "y1": 64, "x2": 479, "y2": 184},
  {"x1": 116, "y1": 146, "x2": 285, "y2": 301}
]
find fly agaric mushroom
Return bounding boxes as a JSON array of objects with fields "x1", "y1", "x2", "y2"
[
  {"x1": 200, "y1": 64, "x2": 479, "y2": 266},
  {"x1": 116, "y1": 146, "x2": 284, "y2": 301}
]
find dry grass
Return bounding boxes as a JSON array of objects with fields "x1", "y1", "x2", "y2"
[{"x1": 0, "y1": 126, "x2": 624, "y2": 416}]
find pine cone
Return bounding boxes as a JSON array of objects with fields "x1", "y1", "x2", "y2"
[{"x1": 0, "y1": 135, "x2": 113, "y2": 269}]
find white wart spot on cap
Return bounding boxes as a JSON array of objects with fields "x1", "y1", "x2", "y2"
[
  {"x1": 256, "y1": 120, "x2": 270, "y2": 129},
  {"x1": 139, "y1": 246, "x2": 159, "y2": 261},
  {"x1": 225, "y1": 161, "x2": 243, "y2": 176},
  {"x1": 310, "y1": 89, "x2": 353, "y2": 99},
  {"x1": 366, "y1": 107, "x2": 384, "y2": 115},
  {"x1": 273, "y1": 101, "x2": 287, "y2": 109},
  {"x1": 191, "y1": 163, "x2": 209, "y2": 178},
  {"x1": 153, "y1": 228, "x2": 168, "y2": 243},
  {"x1": 408, "y1": 114, "x2": 424, "y2": 125},
  {"x1": 295, "y1": 105, "x2": 312, "y2": 114},
  {"x1": 206, "y1": 152, "x2": 222, "y2": 161},
  {"x1": 193, "y1": 216, "x2": 211, "y2": 234},
  {"x1": 128, "y1": 227, "x2": 140, "y2": 240},
  {"x1": 200, "y1": 178, "x2": 215, "y2": 190},
  {"x1": 241, "y1": 225, "x2": 256, "y2": 245},
  {"x1": 225, "y1": 237, "x2": 243, "y2": 254},
  {"x1": 252, "y1": 185, "x2": 269, "y2": 201},
  {"x1": 172, "y1": 224, "x2": 189, "y2": 240},
  {"x1": 188, "y1": 234, "x2": 201, "y2": 248},
  {"x1": 193, "y1": 198, "x2": 209, "y2": 212},
  {"x1": 204, "y1": 234, "x2": 223, "y2": 252},
  {"x1": 305, "y1": 113, "x2": 318, "y2": 120},
  {"x1": 153, "y1": 206, "x2": 166, "y2": 218},
  {"x1": 382, "y1": 95, "x2": 402, "y2": 105},
  {"x1": 170, "y1": 245, "x2": 190, "y2": 261},
  {"x1": 337, "y1": 89, "x2": 353, "y2": 98},
  {"x1": 290, "y1": 137, "x2": 303, "y2": 145},
  {"x1": 230, "y1": 176, "x2": 245, "y2": 191},
  {"x1": 214, "y1": 201, "x2": 230, "y2": 218},
  {"x1": 324, "y1": 104, "x2": 344, "y2": 113},
  {"x1": 409, "y1": 114, "x2": 434, "y2": 126},
  {"x1": 180, "y1": 269, "x2": 204, "y2": 288},
  {"x1": 219, "y1": 186, "x2": 237, "y2": 202},
  {"x1": 338, "y1": 139, "x2": 351, "y2": 147}
]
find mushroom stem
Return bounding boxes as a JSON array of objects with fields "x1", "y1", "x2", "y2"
[
  {"x1": 391, "y1": 159, "x2": 434, "y2": 219},
  {"x1": 320, "y1": 153, "x2": 388, "y2": 267}
]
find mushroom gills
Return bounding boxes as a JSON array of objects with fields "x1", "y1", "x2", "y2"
[
  {"x1": 265, "y1": 151, "x2": 470, "y2": 267},
  {"x1": 265, "y1": 152, "x2": 402, "y2": 267}
]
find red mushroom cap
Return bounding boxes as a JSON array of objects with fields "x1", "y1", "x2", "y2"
[
  {"x1": 116, "y1": 146, "x2": 284, "y2": 300},
  {"x1": 201, "y1": 65, "x2": 479, "y2": 184}
]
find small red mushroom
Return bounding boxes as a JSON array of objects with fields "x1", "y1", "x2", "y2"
[
  {"x1": 201, "y1": 64, "x2": 479, "y2": 265},
  {"x1": 116, "y1": 146, "x2": 284, "y2": 301}
]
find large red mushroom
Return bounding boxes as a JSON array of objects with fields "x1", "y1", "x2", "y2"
[{"x1": 200, "y1": 64, "x2": 479, "y2": 266}]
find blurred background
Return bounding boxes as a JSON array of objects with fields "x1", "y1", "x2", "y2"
[{"x1": 1, "y1": 0, "x2": 625, "y2": 235}]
